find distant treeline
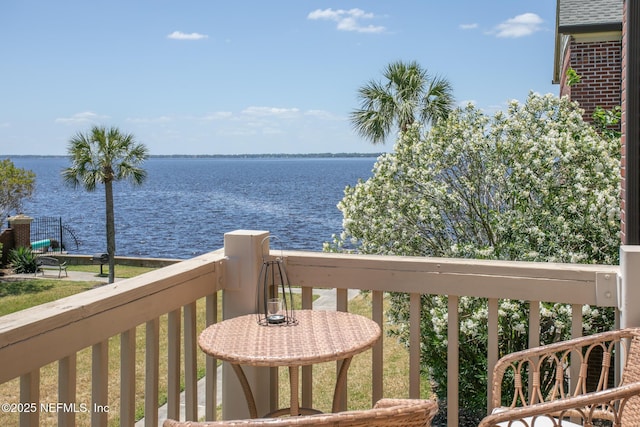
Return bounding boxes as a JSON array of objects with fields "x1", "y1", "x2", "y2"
[
  {"x1": 8, "y1": 153, "x2": 384, "y2": 159},
  {"x1": 152, "y1": 153, "x2": 384, "y2": 159}
]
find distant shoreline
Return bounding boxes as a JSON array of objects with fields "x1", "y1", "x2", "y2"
[{"x1": 7, "y1": 152, "x2": 384, "y2": 159}]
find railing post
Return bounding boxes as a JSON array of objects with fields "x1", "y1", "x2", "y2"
[
  {"x1": 222, "y1": 230, "x2": 270, "y2": 420},
  {"x1": 620, "y1": 246, "x2": 640, "y2": 328},
  {"x1": 8, "y1": 214, "x2": 32, "y2": 248}
]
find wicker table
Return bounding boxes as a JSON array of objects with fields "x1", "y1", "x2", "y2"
[{"x1": 198, "y1": 310, "x2": 381, "y2": 418}]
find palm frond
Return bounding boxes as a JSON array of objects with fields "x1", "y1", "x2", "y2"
[
  {"x1": 62, "y1": 125, "x2": 149, "y2": 189},
  {"x1": 350, "y1": 109, "x2": 392, "y2": 145},
  {"x1": 420, "y1": 75, "x2": 455, "y2": 125},
  {"x1": 350, "y1": 60, "x2": 454, "y2": 144}
]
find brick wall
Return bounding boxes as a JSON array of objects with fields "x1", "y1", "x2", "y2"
[
  {"x1": 11, "y1": 222, "x2": 31, "y2": 248},
  {"x1": 7, "y1": 215, "x2": 32, "y2": 249},
  {"x1": 0, "y1": 228, "x2": 14, "y2": 266},
  {"x1": 622, "y1": 0, "x2": 628, "y2": 242},
  {"x1": 567, "y1": 38, "x2": 622, "y2": 123}
]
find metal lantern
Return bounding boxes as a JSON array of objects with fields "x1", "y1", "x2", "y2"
[{"x1": 256, "y1": 237, "x2": 297, "y2": 326}]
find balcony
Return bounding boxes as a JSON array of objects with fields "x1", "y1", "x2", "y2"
[{"x1": 1, "y1": 229, "x2": 637, "y2": 427}]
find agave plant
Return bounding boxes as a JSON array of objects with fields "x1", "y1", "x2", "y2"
[{"x1": 9, "y1": 246, "x2": 38, "y2": 274}]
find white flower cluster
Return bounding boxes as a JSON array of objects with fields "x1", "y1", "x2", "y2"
[
  {"x1": 328, "y1": 93, "x2": 620, "y2": 406},
  {"x1": 333, "y1": 93, "x2": 620, "y2": 266}
]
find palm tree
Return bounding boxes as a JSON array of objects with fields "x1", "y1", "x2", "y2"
[
  {"x1": 350, "y1": 60, "x2": 455, "y2": 144},
  {"x1": 62, "y1": 126, "x2": 148, "y2": 284}
]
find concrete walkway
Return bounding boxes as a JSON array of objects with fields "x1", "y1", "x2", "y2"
[{"x1": 5, "y1": 269, "x2": 114, "y2": 283}]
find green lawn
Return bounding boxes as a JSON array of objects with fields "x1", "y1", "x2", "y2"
[
  {"x1": 68, "y1": 263, "x2": 157, "y2": 278},
  {"x1": 0, "y1": 265, "x2": 155, "y2": 316},
  {"x1": 0, "y1": 278, "x2": 96, "y2": 316}
]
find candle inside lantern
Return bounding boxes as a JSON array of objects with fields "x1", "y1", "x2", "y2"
[{"x1": 267, "y1": 298, "x2": 285, "y2": 324}]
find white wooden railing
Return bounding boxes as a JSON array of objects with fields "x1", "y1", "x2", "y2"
[{"x1": 0, "y1": 230, "x2": 634, "y2": 427}]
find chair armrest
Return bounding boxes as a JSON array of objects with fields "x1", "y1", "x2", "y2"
[
  {"x1": 373, "y1": 398, "x2": 439, "y2": 423},
  {"x1": 480, "y1": 381, "x2": 640, "y2": 427},
  {"x1": 373, "y1": 397, "x2": 437, "y2": 408}
]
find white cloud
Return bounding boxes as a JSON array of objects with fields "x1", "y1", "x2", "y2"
[
  {"x1": 206, "y1": 106, "x2": 346, "y2": 141},
  {"x1": 492, "y1": 13, "x2": 543, "y2": 38},
  {"x1": 304, "y1": 110, "x2": 342, "y2": 120},
  {"x1": 167, "y1": 31, "x2": 209, "y2": 40},
  {"x1": 201, "y1": 112, "x2": 233, "y2": 121},
  {"x1": 55, "y1": 111, "x2": 109, "y2": 125},
  {"x1": 261, "y1": 127, "x2": 285, "y2": 135},
  {"x1": 459, "y1": 23, "x2": 478, "y2": 30},
  {"x1": 308, "y1": 8, "x2": 385, "y2": 33},
  {"x1": 121, "y1": 107, "x2": 347, "y2": 149},
  {"x1": 126, "y1": 116, "x2": 174, "y2": 124}
]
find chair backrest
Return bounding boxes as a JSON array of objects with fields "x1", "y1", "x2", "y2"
[
  {"x1": 162, "y1": 398, "x2": 438, "y2": 427},
  {"x1": 621, "y1": 329, "x2": 640, "y2": 383},
  {"x1": 491, "y1": 327, "x2": 636, "y2": 410},
  {"x1": 620, "y1": 329, "x2": 640, "y2": 425}
]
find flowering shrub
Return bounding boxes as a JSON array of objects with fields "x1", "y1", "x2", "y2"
[{"x1": 327, "y1": 93, "x2": 620, "y2": 411}]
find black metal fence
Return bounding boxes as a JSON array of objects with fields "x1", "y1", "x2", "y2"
[{"x1": 30, "y1": 216, "x2": 80, "y2": 252}]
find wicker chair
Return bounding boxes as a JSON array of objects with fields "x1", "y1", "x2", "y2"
[
  {"x1": 162, "y1": 398, "x2": 438, "y2": 427},
  {"x1": 478, "y1": 328, "x2": 640, "y2": 426}
]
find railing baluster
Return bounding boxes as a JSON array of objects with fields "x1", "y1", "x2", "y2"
[
  {"x1": 335, "y1": 288, "x2": 349, "y2": 412},
  {"x1": 529, "y1": 301, "x2": 541, "y2": 349},
  {"x1": 58, "y1": 354, "x2": 76, "y2": 427},
  {"x1": 120, "y1": 328, "x2": 136, "y2": 427},
  {"x1": 145, "y1": 318, "x2": 159, "y2": 427},
  {"x1": 184, "y1": 302, "x2": 198, "y2": 420},
  {"x1": 91, "y1": 341, "x2": 108, "y2": 427},
  {"x1": 167, "y1": 309, "x2": 181, "y2": 420},
  {"x1": 487, "y1": 298, "x2": 499, "y2": 412},
  {"x1": 372, "y1": 290, "x2": 384, "y2": 405},
  {"x1": 336, "y1": 288, "x2": 348, "y2": 312},
  {"x1": 301, "y1": 286, "x2": 313, "y2": 410},
  {"x1": 205, "y1": 293, "x2": 218, "y2": 421},
  {"x1": 268, "y1": 366, "x2": 278, "y2": 414},
  {"x1": 20, "y1": 370, "x2": 39, "y2": 427},
  {"x1": 528, "y1": 301, "x2": 541, "y2": 402},
  {"x1": 409, "y1": 292, "x2": 421, "y2": 398},
  {"x1": 447, "y1": 295, "x2": 459, "y2": 427},
  {"x1": 571, "y1": 303, "x2": 583, "y2": 340},
  {"x1": 570, "y1": 303, "x2": 583, "y2": 396},
  {"x1": 301, "y1": 286, "x2": 313, "y2": 309}
]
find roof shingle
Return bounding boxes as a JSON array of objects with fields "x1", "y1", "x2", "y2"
[{"x1": 559, "y1": 0, "x2": 622, "y2": 30}]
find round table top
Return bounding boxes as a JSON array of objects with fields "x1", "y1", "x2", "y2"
[{"x1": 198, "y1": 310, "x2": 381, "y2": 367}]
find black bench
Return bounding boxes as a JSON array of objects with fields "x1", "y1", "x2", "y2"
[
  {"x1": 35, "y1": 256, "x2": 68, "y2": 278},
  {"x1": 92, "y1": 253, "x2": 109, "y2": 276}
]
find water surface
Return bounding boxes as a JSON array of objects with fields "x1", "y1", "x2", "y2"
[{"x1": 9, "y1": 156, "x2": 376, "y2": 259}]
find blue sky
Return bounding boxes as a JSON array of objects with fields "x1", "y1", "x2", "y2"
[{"x1": 1, "y1": 0, "x2": 558, "y2": 156}]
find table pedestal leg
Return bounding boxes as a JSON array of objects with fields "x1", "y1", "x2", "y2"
[
  {"x1": 263, "y1": 366, "x2": 322, "y2": 418},
  {"x1": 230, "y1": 356, "x2": 355, "y2": 418},
  {"x1": 230, "y1": 363, "x2": 258, "y2": 418},
  {"x1": 289, "y1": 366, "x2": 299, "y2": 416},
  {"x1": 332, "y1": 356, "x2": 353, "y2": 413}
]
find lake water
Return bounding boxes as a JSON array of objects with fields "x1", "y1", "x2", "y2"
[{"x1": 7, "y1": 156, "x2": 377, "y2": 259}]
